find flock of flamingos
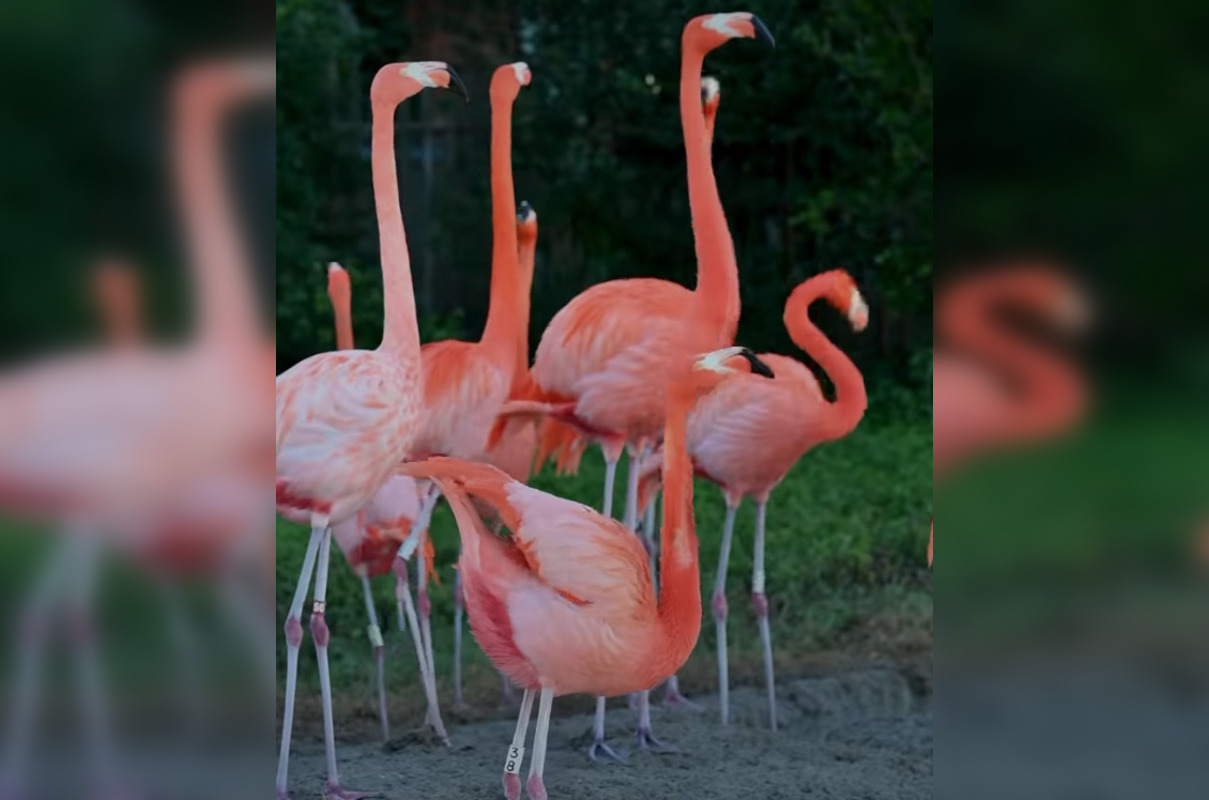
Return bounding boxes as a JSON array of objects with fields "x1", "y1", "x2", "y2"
[
  {"x1": 273, "y1": 11, "x2": 1089, "y2": 800},
  {"x1": 0, "y1": 10, "x2": 1090, "y2": 800}
]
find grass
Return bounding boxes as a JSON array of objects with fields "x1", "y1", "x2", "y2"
[{"x1": 275, "y1": 420, "x2": 934, "y2": 722}]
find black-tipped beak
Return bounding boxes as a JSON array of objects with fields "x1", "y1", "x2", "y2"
[
  {"x1": 517, "y1": 200, "x2": 532, "y2": 222},
  {"x1": 751, "y1": 16, "x2": 775, "y2": 49},
  {"x1": 446, "y1": 66, "x2": 469, "y2": 103},
  {"x1": 739, "y1": 348, "x2": 775, "y2": 379}
]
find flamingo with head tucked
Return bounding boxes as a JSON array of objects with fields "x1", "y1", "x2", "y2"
[
  {"x1": 405, "y1": 346, "x2": 773, "y2": 800},
  {"x1": 492, "y1": 12, "x2": 774, "y2": 759},
  {"x1": 274, "y1": 61, "x2": 467, "y2": 800}
]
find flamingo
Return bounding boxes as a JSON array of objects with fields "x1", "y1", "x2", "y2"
[
  {"x1": 324, "y1": 262, "x2": 449, "y2": 745},
  {"x1": 386, "y1": 61, "x2": 532, "y2": 712},
  {"x1": 492, "y1": 12, "x2": 774, "y2": 759},
  {"x1": 459, "y1": 200, "x2": 542, "y2": 710},
  {"x1": 275, "y1": 61, "x2": 467, "y2": 800},
  {"x1": 635, "y1": 269, "x2": 869, "y2": 729},
  {"x1": 403, "y1": 346, "x2": 774, "y2": 800},
  {"x1": 932, "y1": 263, "x2": 1089, "y2": 566}
]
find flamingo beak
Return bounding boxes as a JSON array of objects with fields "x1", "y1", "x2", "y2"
[
  {"x1": 446, "y1": 66, "x2": 469, "y2": 103},
  {"x1": 739, "y1": 348, "x2": 775, "y2": 379},
  {"x1": 751, "y1": 16, "x2": 775, "y2": 49}
]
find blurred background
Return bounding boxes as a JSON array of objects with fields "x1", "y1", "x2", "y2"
[{"x1": 274, "y1": 0, "x2": 934, "y2": 750}]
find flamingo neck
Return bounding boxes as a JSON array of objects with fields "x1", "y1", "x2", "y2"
[
  {"x1": 176, "y1": 92, "x2": 261, "y2": 349},
  {"x1": 332, "y1": 294, "x2": 354, "y2": 351},
  {"x1": 371, "y1": 97, "x2": 421, "y2": 358},
  {"x1": 512, "y1": 230, "x2": 537, "y2": 394},
  {"x1": 942, "y1": 282, "x2": 1084, "y2": 440},
  {"x1": 480, "y1": 89, "x2": 522, "y2": 377},
  {"x1": 784, "y1": 281, "x2": 867, "y2": 439},
  {"x1": 681, "y1": 44, "x2": 739, "y2": 346},
  {"x1": 657, "y1": 388, "x2": 703, "y2": 648}
]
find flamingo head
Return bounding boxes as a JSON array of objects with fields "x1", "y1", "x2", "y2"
[
  {"x1": 326, "y1": 262, "x2": 350, "y2": 305},
  {"x1": 175, "y1": 56, "x2": 275, "y2": 112},
  {"x1": 516, "y1": 200, "x2": 538, "y2": 245},
  {"x1": 701, "y1": 76, "x2": 721, "y2": 113},
  {"x1": 687, "y1": 12, "x2": 775, "y2": 53},
  {"x1": 373, "y1": 61, "x2": 468, "y2": 106},
  {"x1": 491, "y1": 61, "x2": 532, "y2": 103},
  {"x1": 680, "y1": 346, "x2": 775, "y2": 399},
  {"x1": 815, "y1": 269, "x2": 869, "y2": 332}
]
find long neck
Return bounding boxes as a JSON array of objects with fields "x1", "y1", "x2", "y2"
[
  {"x1": 371, "y1": 98, "x2": 421, "y2": 357},
  {"x1": 511, "y1": 231, "x2": 537, "y2": 393},
  {"x1": 331, "y1": 292, "x2": 354, "y2": 350},
  {"x1": 942, "y1": 282, "x2": 1084, "y2": 440},
  {"x1": 176, "y1": 94, "x2": 261, "y2": 348},
  {"x1": 479, "y1": 90, "x2": 521, "y2": 375},
  {"x1": 656, "y1": 388, "x2": 703, "y2": 641},
  {"x1": 785, "y1": 283, "x2": 867, "y2": 439},
  {"x1": 681, "y1": 45, "x2": 739, "y2": 346}
]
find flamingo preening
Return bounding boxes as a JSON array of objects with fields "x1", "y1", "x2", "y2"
[
  {"x1": 387, "y1": 63, "x2": 534, "y2": 711},
  {"x1": 492, "y1": 12, "x2": 774, "y2": 760},
  {"x1": 324, "y1": 263, "x2": 448, "y2": 745},
  {"x1": 932, "y1": 263, "x2": 1089, "y2": 566},
  {"x1": 404, "y1": 347, "x2": 774, "y2": 800},
  {"x1": 637, "y1": 270, "x2": 869, "y2": 729},
  {"x1": 275, "y1": 61, "x2": 467, "y2": 800}
]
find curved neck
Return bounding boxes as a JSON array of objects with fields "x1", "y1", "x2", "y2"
[
  {"x1": 176, "y1": 93, "x2": 261, "y2": 348},
  {"x1": 479, "y1": 89, "x2": 521, "y2": 375},
  {"x1": 371, "y1": 97, "x2": 421, "y2": 357},
  {"x1": 681, "y1": 44, "x2": 739, "y2": 345},
  {"x1": 784, "y1": 282, "x2": 867, "y2": 439},
  {"x1": 656, "y1": 387, "x2": 702, "y2": 637},
  {"x1": 942, "y1": 282, "x2": 1084, "y2": 439}
]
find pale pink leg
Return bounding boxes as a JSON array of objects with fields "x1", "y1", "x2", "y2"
[
  {"x1": 588, "y1": 455, "x2": 624, "y2": 764},
  {"x1": 500, "y1": 675, "x2": 520, "y2": 708},
  {"x1": 277, "y1": 524, "x2": 324, "y2": 800},
  {"x1": 1, "y1": 535, "x2": 73, "y2": 797},
  {"x1": 393, "y1": 559, "x2": 448, "y2": 745},
  {"x1": 752, "y1": 500, "x2": 777, "y2": 730},
  {"x1": 714, "y1": 502, "x2": 738, "y2": 726},
  {"x1": 525, "y1": 688, "x2": 555, "y2": 800},
  {"x1": 453, "y1": 570, "x2": 465, "y2": 709},
  {"x1": 359, "y1": 576, "x2": 389, "y2": 742},
  {"x1": 159, "y1": 576, "x2": 206, "y2": 736},
  {"x1": 501, "y1": 688, "x2": 535, "y2": 800},
  {"x1": 311, "y1": 527, "x2": 373, "y2": 799}
]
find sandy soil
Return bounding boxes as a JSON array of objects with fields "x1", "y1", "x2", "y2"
[{"x1": 288, "y1": 665, "x2": 932, "y2": 800}]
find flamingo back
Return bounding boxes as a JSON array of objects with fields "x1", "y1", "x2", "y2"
[{"x1": 413, "y1": 339, "x2": 511, "y2": 460}]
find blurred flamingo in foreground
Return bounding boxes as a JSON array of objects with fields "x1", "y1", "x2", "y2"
[
  {"x1": 493, "y1": 12, "x2": 774, "y2": 760},
  {"x1": 637, "y1": 269, "x2": 868, "y2": 729},
  {"x1": 275, "y1": 61, "x2": 467, "y2": 800},
  {"x1": 932, "y1": 263, "x2": 1090, "y2": 566},
  {"x1": 324, "y1": 263, "x2": 448, "y2": 744},
  {"x1": 406, "y1": 347, "x2": 773, "y2": 800}
]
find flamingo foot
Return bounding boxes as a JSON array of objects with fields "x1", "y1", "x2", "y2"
[
  {"x1": 275, "y1": 782, "x2": 290, "y2": 800},
  {"x1": 587, "y1": 737, "x2": 627, "y2": 764},
  {"x1": 662, "y1": 687, "x2": 703, "y2": 712},
  {"x1": 636, "y1": 726, "x2": 677, "y2": 753},
  {"x1": 503, "y1": 773, "x2": 522, "y2": 800},
  {"x1": 525, "y1": 773, "x2": 548, "y2": 800},
  {"x1": 324, "y1": 783, "x2": 375, "y2": 800}
]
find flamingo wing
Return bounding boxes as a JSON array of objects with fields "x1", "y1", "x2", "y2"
[{"x1": 415, "y1": 339, "x2": 511, "y2": 459}]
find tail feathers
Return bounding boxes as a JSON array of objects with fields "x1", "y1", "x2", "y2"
[
  {"x1": 487, "y1": 399, "x2": 575, "y2": 450},
  {"x1": 400, "y1": 458, "x2": 523, "y2": 535},
  {"x1": 537, "y1": 417, "x2": 586, "y2": 476}
]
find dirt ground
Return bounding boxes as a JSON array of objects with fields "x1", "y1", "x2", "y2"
[{"x1": 287, "y1": 660, "x2": 932, "y2": 800}]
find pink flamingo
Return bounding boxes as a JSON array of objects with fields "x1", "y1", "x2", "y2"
[
  {"x1": 492, "y1": 12, "x2": 774, "y2": 759},
  {"x1": 404, "y1": 346, "x2": 774, "y2": 800},
  {"x1": 386, "y1": 62, "x2": 532, "y2": 712},
  {"x1": 636, "y1": 269, "x2": 869, "y2": 729},
  {"x1": 324, "y1": 262, "x2": 448, "y2": 744},
  {"x1": 275, "y1": 61, "x2": 467, "y2": 800},
  {"x1": 932, "y1": 263, "x2": 1089, "y2": 565}
]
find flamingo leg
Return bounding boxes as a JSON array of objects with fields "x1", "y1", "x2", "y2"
[
  {"x1": 276, "y1": 523, "x2": 324, "y2": 800},
  {"x1": 453, "y1": 569, "x2": 465, "y2": 709},
  {"x1": 525, "y1": 688, "x2": 555, "y2": 800},
  {"x1": 500, "y1": 675, "x2": 520, "y2": 708},
  {"x1": 1, "y1": 533, "x2": 74, "y2": 796},
  {"x1": 403, "y1": 483, "x2": 442, "y2": 723},
  {"x1": 159, "y1": 575, "x2": 206, "y2": 737},
  {"x1": 713, "y1": 502, "x2": 738, "y2": 726},
  {"x1": 359, "y1": 575, "x2": 389, "y2": 742},
  {"x1": 643, "y1": 493, "x2": 658, "y2": 580},
  {"x1": 588, "y1": 453, "x2": 625, "y2": 764},
  {"x1": 501, "y1": 688, "x2": 535, "y2": 800},
  {"x1": 392, "y1": 561, "x2": 449, "y2": 746},
  {"x1": 311, "y1": 527, "x2": 372, "y2": 799},
  {"x1": 752, "y1": 499, "x2": 777, "y2": 730}
]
